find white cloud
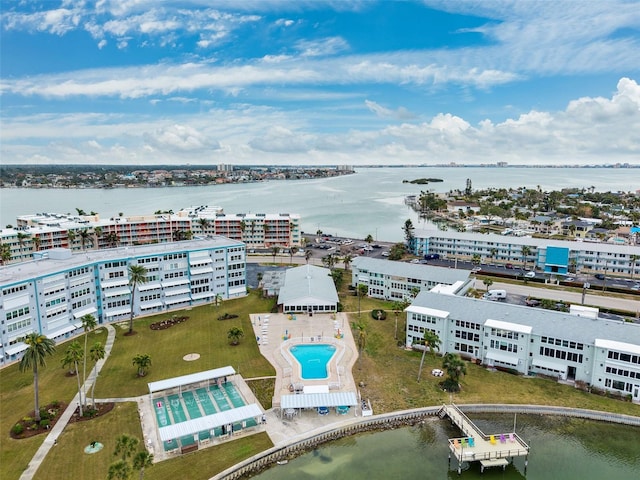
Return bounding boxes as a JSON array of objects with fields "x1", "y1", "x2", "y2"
[
  {"x1": 143, "y1": 124, "x2": 220, "y2": 152},
  {"x1": 294, "y1": 36, "x2": 349, "y2": 57},
  {"x1": 365, "y1": 100, "x2": 416, "y2": 120}
]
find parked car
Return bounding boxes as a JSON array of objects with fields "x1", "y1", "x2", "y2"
[
  {"x1": 471, "y1": 267, "x2": 482, "y2": 273},
  {"x1": 424, "y1": 253, "x2": 440, "y2": 260},
  {"x1": 505, "y1": 263, "x2": 514, "y2": 269},
  {"x1": 525, "y1": 271, "x2": 536, "y2": 278},
  {"x1": 381, "y1": 251, "x2": 390, "y2": 257},
  {"x1": 525, "y1": 297, "x2": 541, "y2": 307},
  {"x1": 594, "y1": 273, "x2": 606, "y2": 280}
]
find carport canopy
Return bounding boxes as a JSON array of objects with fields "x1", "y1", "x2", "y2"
[
  {"x1": 148, "y1": 366, "x2": 236, "y2": 394},
  {"x1": 281, "y1": 391, "x2": 358, "y2": 410}
]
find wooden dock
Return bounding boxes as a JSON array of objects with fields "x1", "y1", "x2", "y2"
[{"x1": 440, "y1": 403, "x2": 530, "y2": 474}]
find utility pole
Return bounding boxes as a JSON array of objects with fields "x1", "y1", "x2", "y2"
[{"x1": 582, "y1": 282, "x2": 590, "y2": 304}]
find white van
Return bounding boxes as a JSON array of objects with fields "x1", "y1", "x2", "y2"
[{"x1": 483, "y1": 289, "x2": 507, "y2": 301}]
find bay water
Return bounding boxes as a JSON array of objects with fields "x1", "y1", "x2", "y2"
[{"x1": 1, "y1": 167, "x2": 636, "y2": 242}]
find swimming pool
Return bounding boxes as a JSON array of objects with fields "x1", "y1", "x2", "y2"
[{"x1": 290, "y1": 344, "x2": 337, "y2": 380}]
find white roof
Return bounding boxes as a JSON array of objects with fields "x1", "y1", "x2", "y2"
[
  {"x1": 104, "y1": 287, "x2": 130, "y2": 298},
  {"x1": 72, "y1": 306, "x2": 97, "y2": 319},
  {"x1": 277, "y1": 264, "x2": 338, "y2": 306},
  {"x1": 595, "y1": 339, "x2": 640, "y2": 356},
  {"x1": 162, "y1": 279, "x2": 190, "y2": 288},
  {"x1": 280, "y1": 391, "x2": 358, "y2": 409},
  {"x1": 485, "y1": 350, "x2": 519, "y2": 366},
  {"x1": 532, "y1": 358, "x2": 567, "y2": 373},
  {"x1": 105, "y1": 307, "x2": 130, "y2": 317},
  {"x1": 148, "y1": 366, "x2": 236, "y2": 393},
  {"x1": 406, "y1": 305, "x2": 450, "y2": 318},
  {"x1": 158, "y1": 403, "x2": 262, "y2": 441},
  {"x1": 4, "y1": 343, "x2": 28, "y2": 356},
  {"x1": 485, "y1": 318, "x2": 532, "y2": 334},
  {"x1": 101, "y1": 278, "x2": 130, "y2": 288}
]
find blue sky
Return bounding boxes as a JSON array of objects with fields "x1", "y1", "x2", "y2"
[{"x1": 1, "y1": 0, "x2": 639, "y2": 166}]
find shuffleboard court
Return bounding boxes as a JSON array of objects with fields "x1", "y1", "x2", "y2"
[
  {"x1": 182, "y1": 391, "x2": 203, "y2": 419},
  {"x1": 209, "y1": 385, "x2": 231, "y2": 411},
  {"x1": 154, "y1": 398, "x2": 172, "y2": 428},
  {"x1": 167, "y1": 394, "x2": 188, "y2": 423},
  {"x1": 196, "y1": 388, "x2": 218, "y2": 415},
  {"x1": 223, "y1": 383, "x2": 246, "y2": 408}
]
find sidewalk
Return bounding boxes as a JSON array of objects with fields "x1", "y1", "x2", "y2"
[{"x1": 19, "y1": 323, "x2": 117, "y2": 480}]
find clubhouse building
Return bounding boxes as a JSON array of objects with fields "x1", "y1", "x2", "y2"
[
  {"x1": 406, "y1": 291, "x2": 640, "y2": 403},
  {"x1": 0, "y1": 237, "x2": 246, "y2": 366}
]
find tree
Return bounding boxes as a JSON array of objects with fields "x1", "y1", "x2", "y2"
[
  {"x1": 392, "y1": 301, "x2": 403, "y2": 341},
  {"x1": 67, "y1": 229, "x2": 76, "y2": 248},
  {"x1": 127, "y1": 264, "x2": 148, "y2": 334},
  {"x1": 631, "y1": 254, "x2": 638, "y2": 280},
  {"x1": 88, "y1": 341, "x2": 105, "y2": 408},
  {"x1": 133, "y1": 451, "x2": 154, "y2": 480},
  {"x1": 107, "y1": 461, "x2": 131, "y2": 480},
  {"x1": 365, "y1": 234, "x2": 374, "y2": 245},
  {"x1": 93, "y1": 226, "x2": 103, "y2": 249},
  {"x1": 105, "y1": 232, "x2": 120, "y2": 248},
  {"x1": 214, "y1": 293, "x2": 223, "y2": 307},
  {"x1": 62, "y1": 341, "x2": 85, "y2": 416},
  {"x1": 357, "y1": 283, "x2": 368, "y2": 317},
  {"x1": 80, "y1": 314, "x2": 97, "y2": 407},
  {"x1": 289, "y1": 246, "x2": 299, "y2": 264},
  {"x1": 0, "y1": 242, "x2": 11, "y2": 265},
  {"x1": 19, "y1": 332, "x2": 56, "y2": 422},
  {"x1": 114, "y1": 434, "x2": 139, "y2": 462},
  {"x1": 16, "y1": 232, "x2": 30, "y2": 252},
  {"x1": 442, "y1": 353, "x2": 467, "y2": 391},
  {"x1": 227, "y1": 326, "x2": 245, "y2": 346},
  {"x1": 351, "y1": 320, "x2": 367, "y2": 369},
  {"x1": 403, "y1": 219, "x2": 415, "y2": 249},
  {"x1": 198, "y1": 218, "x2": 210, "y2": 235},
  {"x1": 410, "y1": 286, "x2": 420, "y2": 298},
  {"x1": 342, "y1": 253, "x2": 353, "y2": 271},
  {"x1": 472, "y1": 253, "x2": 481, "y2": 265},
  {"x1": 79, "y1": 228, "x2": 93, "y2": 250},
  {"x1": 521, "y1": 245, "x2": 532, "y2": 270},
  {"x1": 483, "y1": 278, "x2": 493, "y2": 291},
  {"x1": 271, "y1": 245, "x2": 280, "y2": 264},
  {"x1": 417, "y1": 330, "x2": 441, "y2": 382},
  {"x1": 33, "y1": 236, "x2": 42, "y2": 251},
  {"x1": 132, "y1": 354, "x2": 152, "y2": 377},
  {"x1": 304, "y1": 250, "x2": 312, "y2": 264}
]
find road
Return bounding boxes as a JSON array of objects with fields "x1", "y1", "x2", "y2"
[{"x1": 477, "y1": 280, "x2": 640, "y2": 314}]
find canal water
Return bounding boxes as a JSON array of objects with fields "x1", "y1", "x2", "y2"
[{"x1": 253, "y1": 414, "x2": 639, "y2": 479}]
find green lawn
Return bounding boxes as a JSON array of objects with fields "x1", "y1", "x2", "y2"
[{"x1": 2, "y1": 274, "x2": 639, "y2": 480}]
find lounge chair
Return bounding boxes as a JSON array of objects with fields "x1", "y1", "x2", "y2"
[
  {"x1": 500, "y1": 434, "x2": 506, "y2": 443},
  {"x1": 490, "y1": 435, "x2": 496, "y2": 445},
  {"x1": 509, "y1": 433, "x2": 516, "y2": 443},
  {"x1": 468, "y1": 437, "x2": 475, "y2": 447},
  {"x1": 454, "y1": 439, "x2": 460, "y2": 449}
]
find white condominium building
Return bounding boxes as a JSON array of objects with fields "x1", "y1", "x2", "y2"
[
  {"x1": 351, "y1": 257, "x2": 474, "y2": 300},
  {"x1": 406, "y1": 291, "x2": 640, "y2": 403},
  {"x1": 0, "y1": 237, "x2": 246, "y2": 366},
  {"x1": 412, "y1": 229, "x2": 640, "y2": 278}
]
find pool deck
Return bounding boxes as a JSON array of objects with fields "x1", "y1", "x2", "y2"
[{"x1": 250, "y1": 312, "x2": 359, "y2": 411}]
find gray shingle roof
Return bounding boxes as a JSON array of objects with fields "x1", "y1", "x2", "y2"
[
  {"x1": 352, "y1": 256, "x2": 470, "y2": 285},
  {"x1": 277, "y1": 264, "x2": 338, "y2": 305}
]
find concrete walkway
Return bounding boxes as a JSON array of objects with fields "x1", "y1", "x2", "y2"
[{"x1": 19, "y1": 323, "x2": 117, "y2": 480}]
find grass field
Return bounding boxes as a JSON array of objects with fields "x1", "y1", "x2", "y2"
[{"x1": 1, "y1": 267, "x2": 639, "y2": 480}]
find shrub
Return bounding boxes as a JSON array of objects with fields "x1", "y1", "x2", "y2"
[
  {"x1": 217, "y1": 313, "x2": 239, "y2": 321},
  {"x1": 441, "y1": 378, "x2": 461, "y2": 393},
  {"x1": 12, "y1": 424, "x2": 24, "y2": 435},
  {"x1": 22, "y1": 416, "x2": 33, "y2": 423},
  {"x1": 51, "y1": 400, "x2": 60, "y2": 408},
  {"x1": 371, "y1": 309, "x2": 387, "y2": 320},
  {"x1": 39, "y1": 419, "x2": 50, "y2": 428}
]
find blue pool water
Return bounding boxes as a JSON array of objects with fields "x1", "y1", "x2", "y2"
[{"x1": 290, "y1": 344, "x2": 336, "y2": 379}]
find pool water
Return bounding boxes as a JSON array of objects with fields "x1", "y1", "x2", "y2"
[{"x1": 290, "y1": 344, "x2": 336, "y2": 379}]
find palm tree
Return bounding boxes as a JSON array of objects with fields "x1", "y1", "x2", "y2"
[
  {"x1": 442, "y1": 353, "x2": 467, "y2": 391},
  {"x1": 351, "y1": 320, "x2": 367, "y2": 369},
  {"x1": 33, "y1": 236, "x2": 42, "y2": 251},
  {"x1": 107, "y1": 461, "x2": 131, "y2": 480},
  {"x1": 289, "y1": 246, "x2": 299, "y2": 264},
  {"x1": 392, "y1": 301, "x2": 403, "y2": 341},
  {"x1": 93, "y1": 226, "x2": 103, "y2": 249},
  {"x1": 227, "y1": 326, "x2": 245, "y2": 345},
  {"x1": 304, "y1": 250, "x2": 312, "y2": 264},
  {"x1": 631, "y1": 254, "x2": 638, "y2": 280},
  {"x1": 60, "y1": 341, "x2": 81, "y2": 375},
  {"x1": 357, "y1": 283, "x2": 368, "y2": 317},
  {"x1": 79, "y1": 228, "x2": 93, "y2": 250},
  {"x1": 214, "y1": 293, "x2": 223, "y2": 307},
  {"x1": 19, "y1": 332, "x2": 56, "y2": 421},
  {"x1": 271, "y1": 245, "x2": 280, "y2": 264},
  {"x1": 521, "y1": 245, "x2": 532, "y2": 270},
  {"x1": 127, "y1": 264, "x2": 148, "y2": 334},
  {"x1": 88, "y1": 341, "x2": 105, "y2": 408},
  {"x1": 132, "y1": 354, "x2": 152, "y2": 377},
  {"x1": 483, "y1": 278, "x2": 493, "y2": 291},
  {"x1": 417, "y1": 330, "x2": 441, "y2": 382},
  {"x1": 410, "y1": 286, "x2": 420, "y2": 298},
  {"x1": 342, "y1": 253, "x2": 353, "y2": 271},
  {"x1": 365, "y1": 234, "x2": 374, "y2": 245},
  {"x1": 67, "y1": 229, "x2": 76, "y2": 249},
  {"x1": 105, "y1": 232, "x2": 120, "y2": 248},
  {"x1": 1, "y1": 242, "x2": 12, "y2": 265},
  {"x1": 80, "y1": 314, "x2": 97, "y2": 406},
  {"x1": 16, "y1": 232, "x2": 30, "y2": 253},
  {"x1": 133, "y1": 451, "x2": 154, "y2": 480},
  {"x1": 62, "y1": 341, "x2": 84, "y2": 415},
  {"x1": 114, "y1": 434, "x2": 139, "y2": 462},
  {"x1": 198, "y1": 217, "x2": 210, "y2": 236},
  {"x1": 239, "y1": 220, "x2": 247, "y2": 242},
  {"x1": 75, "y1": 207, "x2": 87, "y2": 216}
]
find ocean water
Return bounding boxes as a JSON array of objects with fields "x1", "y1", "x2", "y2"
[
  {"x1": 1, "y1": 167, "x2": 636, "y2": 242},
  {"x1": 254, "y1": 414, "x2": 640, "y2": 480}
]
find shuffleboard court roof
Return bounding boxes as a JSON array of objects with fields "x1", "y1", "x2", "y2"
[
  {"x1": 158, "y1": 403, "x2": 262, "y2": 441},
  {"x1": 148, "y1": 366, "x2": 235, "y2": 394}
]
